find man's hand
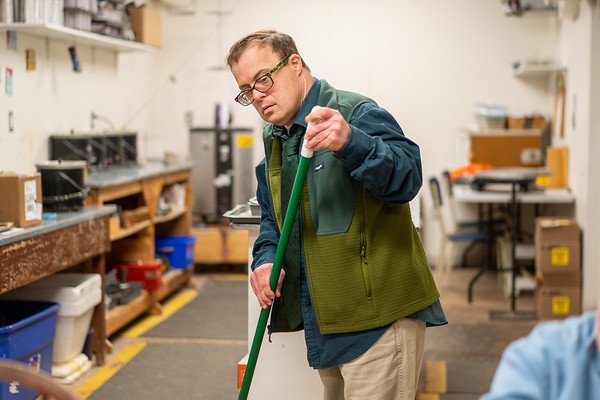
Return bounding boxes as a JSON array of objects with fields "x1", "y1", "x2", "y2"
[
  {"x1": 250, "y1": 263, "x2": 285, "y2": 309},
  {"x1": 304, "y1": 107, "x2": 351, "y2": 152}
]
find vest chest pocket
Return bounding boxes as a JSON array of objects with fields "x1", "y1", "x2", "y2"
[{"x1": 307, "y1": 151, "x2": 356, "y2": 235}]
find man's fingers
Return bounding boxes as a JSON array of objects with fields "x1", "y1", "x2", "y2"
[
  {"x1": 275, "y1": 269, "x2": 286, "y2": 297},
  {"x1": 251, "y1": 263, "x2": 285, "y2": 308},
  {"x1": 306, "y1": 105, "x2": 332, "y2": 125}
]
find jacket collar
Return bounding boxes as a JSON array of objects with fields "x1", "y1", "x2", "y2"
[{"x1": 271, "y1": 78, "x2": 320, "y2": 141}]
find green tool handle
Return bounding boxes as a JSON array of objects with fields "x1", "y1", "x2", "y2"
[{"x1": 238, "y1": 121, "x2": 316, "y2": 400}]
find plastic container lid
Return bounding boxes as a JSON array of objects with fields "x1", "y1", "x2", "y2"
[{"x1": 0, "y1": 273, "x2": 101, "y2": 317}]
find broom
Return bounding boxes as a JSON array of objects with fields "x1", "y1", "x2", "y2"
[{"x1": 238, "y1": 110, "x2": 319, "y2": 399}]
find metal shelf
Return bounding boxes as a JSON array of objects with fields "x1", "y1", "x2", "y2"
[
  {"x1": 0, "y1": 23, "x2": 158, "y2": 52},
  {"x1": 513, "y1": 64, "x2": 565, "y2": 78}
]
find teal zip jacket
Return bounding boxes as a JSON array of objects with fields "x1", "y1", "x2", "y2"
[{"x1": 255, "y1": 80, "x2": 440, "y2": 334}]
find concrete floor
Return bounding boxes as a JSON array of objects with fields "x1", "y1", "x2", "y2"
[
  {"x1": 71, "y1": 266, "x2": 541, "y2": 399},
  {"x1": 419, "y1": 268, "x2": 539, "y2": 398}
]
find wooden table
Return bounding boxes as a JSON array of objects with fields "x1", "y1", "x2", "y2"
[{"x1": 0, "y1": 206, "x2": 116, "y2": 365}]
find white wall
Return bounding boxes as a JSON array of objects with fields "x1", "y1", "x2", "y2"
[
  {"x1": 589, "y1": 2, "x2": 600, "y2": 310},
  {"x1": 1, "y1": 1, "x2": 596, "y2": 306},
  {"x1": 0, "y1": 36, "x2": 159, "y2": 173},
  {"x1": 151, "y1": 0, "x2": 556, "y2": 268}
]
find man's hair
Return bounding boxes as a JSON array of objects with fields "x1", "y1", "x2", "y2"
[{"x1": 225, "y1": 29, "x2": 310, "y2": 71}]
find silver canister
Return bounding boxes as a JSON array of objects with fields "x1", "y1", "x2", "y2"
[{"x1": 0, "y1": 0, "x2": 14, "y2": 22}]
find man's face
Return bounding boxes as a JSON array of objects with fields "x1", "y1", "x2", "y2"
[{"x1": 230, "y1": 45, "x2": 304, "y2": 126}]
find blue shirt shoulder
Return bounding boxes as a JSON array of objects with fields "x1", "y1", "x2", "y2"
[{"x1": 483, "y1": 311, "x2": 600, "y2": 400}]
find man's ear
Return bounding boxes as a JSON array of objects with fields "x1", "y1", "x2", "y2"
[{"x1": 290, "y1": 54, "x2": 303, "y2": 75}]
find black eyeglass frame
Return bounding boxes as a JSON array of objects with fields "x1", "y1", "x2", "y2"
[{"x1": 234, "y1": 55, "x2": 291, "y2": 106}]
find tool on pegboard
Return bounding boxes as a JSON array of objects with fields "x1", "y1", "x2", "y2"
[
  {"x1": 6, "y1": 31, "x2": 17, "y2": 50},
  {"x1": 68, "y1": 46, "x2": 81, "y2": 73},
  {"x1": 25, "y1": 49, "x2": 36, "y2": 72}
]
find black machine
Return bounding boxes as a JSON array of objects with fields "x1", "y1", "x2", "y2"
[{"x1": 49, "y1": 133, "x2": 137, "y2": 168}]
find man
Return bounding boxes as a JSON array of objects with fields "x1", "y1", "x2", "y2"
[
  {"x1": 226, "y1": 30, "x2": 446, "y2": 400},
  {"x1": 482, "y1": 306, "x2": 600, "y2": 399}
]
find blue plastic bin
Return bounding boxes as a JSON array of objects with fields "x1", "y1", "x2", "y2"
[
  {"x1": 155, "y1": 235, "x2": 197, "y2": 269},
  {"x1": 0, "y1": 300, "x2": 59, "y2": 400}
]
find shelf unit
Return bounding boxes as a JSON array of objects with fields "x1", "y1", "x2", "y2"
[
  {"x1": 0, "y1": 23, "x2": 157, "y2": 52},
  {"x1": 513, "y1": 64, "x2": 565, "y2": 78},
  {"x1": 86, "y1": 162, "x2": 194, "y2": 337},
  {"x1": 110, "y1": 219, "x2": 152, "y2": 241},
  {"x1": 154, "y1": 207, "x2": 187, "y2": 225},
  {"x1": 106, "y1": 267, "x2": 192, "y2": 336}
]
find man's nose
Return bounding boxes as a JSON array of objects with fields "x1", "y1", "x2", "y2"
[{"x1": 253, "y1": 89, "x2": 267, "y2": 101}]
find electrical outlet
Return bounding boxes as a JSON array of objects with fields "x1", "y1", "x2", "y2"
[{"x1": 8, "y1": 111, "x2": 14, "y2": 133}]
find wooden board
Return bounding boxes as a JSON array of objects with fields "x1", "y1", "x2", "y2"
[{"x1": 0, "y1": 218, "x2": 110, "y2": 293}]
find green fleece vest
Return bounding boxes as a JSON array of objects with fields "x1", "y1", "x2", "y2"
[{"x1": 263, "y1": 80, "x2": 439, "y2": 334}]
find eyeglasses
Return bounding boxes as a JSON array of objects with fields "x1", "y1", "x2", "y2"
[{"x1": 234, "y1": 55, "x2": 290, "y2": 106}]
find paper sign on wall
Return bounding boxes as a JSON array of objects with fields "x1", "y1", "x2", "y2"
[
  {"x1": 5, "y1": 67, "x2": 13, "y2": 96},
  {"x1": 6, "y1": 31, "x2": 17, "y2": 50}
]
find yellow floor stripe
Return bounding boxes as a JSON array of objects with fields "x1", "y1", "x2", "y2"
[
  {"x1": 76, "y1": 341, "x2": 147, "y2": 399},
  {"x1": 424, "y1": 360, "x2": 447, "y2": 393},
  {"x1": 121, "y1": 289, "x2": 198, "y2": 338}
]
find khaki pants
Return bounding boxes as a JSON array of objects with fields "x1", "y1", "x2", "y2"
[{"x1": 318, "y1": 318, "x2": 426, "y2": 400}]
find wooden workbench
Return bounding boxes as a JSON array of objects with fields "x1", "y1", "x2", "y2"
[{"x1": 0, "y1": 206, "x2": 116, "y2": 365}]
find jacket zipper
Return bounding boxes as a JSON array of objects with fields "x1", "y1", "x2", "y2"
[{"x1": 360, "y1": 232, "x2": 372, "y2": 298}]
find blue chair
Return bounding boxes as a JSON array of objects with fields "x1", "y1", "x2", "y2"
[
  {"x1": 429, "y1": 176, "x2": 495, "y2": 283},
  {"x1": 441, "y1": 170, "x2": 506, "y2": 268}
]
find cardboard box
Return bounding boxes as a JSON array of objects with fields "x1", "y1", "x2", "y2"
[
  {"x1": 535, "y1": 218, "x2": 580, "y2": 274},
  {"x1": 535, "y1": 217, "x2": 579, "y2": 242},
  {"x1": 469, "y1": 130, "x2": 543, "y2": 167},
  {"x1": 545, "y1": 146, "x2": 569, "y2": 188},
  {"x1": 536, "y1": 285, "x2": 581, "y2": 319},
  {"x1": 507, "y1": 115, "x2": 547, "y2": 130},
  {"x1": 225, "y1": 229, "x2": 249, "y2": 264},
  {"x1": 536, "y1": 271, "x2": 581, "y2": 287},
  {"x1": 129, "y1": 6, "x2": 161, "y2": 48},
  {"x1": 0, "y1": 173, "x2": 43, "y2": 227},
  {"x1": 192, "y1": 227, "x2": 225, "y2": 264}
]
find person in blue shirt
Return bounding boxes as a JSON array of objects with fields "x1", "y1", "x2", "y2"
[
  {"x1": 226, "y1": 29, "x2": 447, "y2": 399},
  {"x1": 482, "y1": 307, "x2": 600, "y2": 400}
]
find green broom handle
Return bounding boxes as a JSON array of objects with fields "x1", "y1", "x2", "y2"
[{"x1": 238, "y1": 119, "x2": 316, "y2": 400}]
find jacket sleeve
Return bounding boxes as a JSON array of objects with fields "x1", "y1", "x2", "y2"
[
  {"x1": 250, "y1": 159, "x2": 279, "y2": 271},
  {"x1": 335, "y1": 102, "x2": 422, "y2": 205}
]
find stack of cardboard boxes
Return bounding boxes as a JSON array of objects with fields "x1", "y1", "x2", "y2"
[{"x1": 535, "y1": 217, "x2": 581, "y2": 319}]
